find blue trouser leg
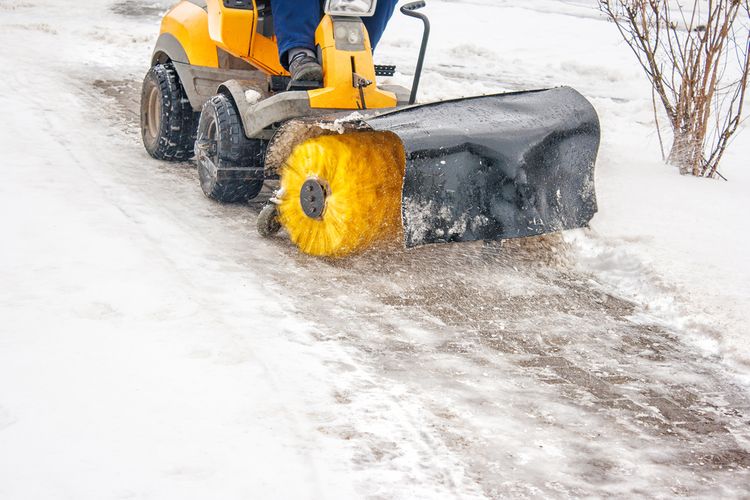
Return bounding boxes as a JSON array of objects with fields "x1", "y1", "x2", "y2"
[
  {"x1": 271, "y1": 0, "x2": 399, "y2": 68},
  {"x1": 363, "y1": 0, "x2": 399, "y2": 49},
  {"x1": 271, "y1": 0, "x2": 321, "y2": 68}
]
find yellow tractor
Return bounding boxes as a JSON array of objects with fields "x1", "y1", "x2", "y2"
[{"x1": 140, "y1": 0, "x2": 600, "y2": 257}]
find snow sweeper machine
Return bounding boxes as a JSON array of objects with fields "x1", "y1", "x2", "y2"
[{"x1": 140, "y1": 0, "x2": 600, "y2": 257}]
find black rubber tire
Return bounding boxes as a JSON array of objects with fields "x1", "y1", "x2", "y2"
[
  {"x1": 195, "y1": 94, "x2": 264, "y2": 203},
  {"x1": 140, "y1": 62, "x2": 199, "y2": 161},
  {"x1": 257, "y1": 203, "x2": 281, "y2": 237}
]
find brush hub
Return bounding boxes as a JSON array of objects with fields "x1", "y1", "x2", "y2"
[{"x1": 300, "y1": 178, "x2": 327, "y2": 219}]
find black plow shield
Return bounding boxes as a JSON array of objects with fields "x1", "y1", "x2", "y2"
[{"x1": 366, "y1": 86, "x2": 600, "y2": 248}]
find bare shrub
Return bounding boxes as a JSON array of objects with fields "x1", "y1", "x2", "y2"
[{"x1": 599, "y1": 0, "x2": 750, "y2": 178}]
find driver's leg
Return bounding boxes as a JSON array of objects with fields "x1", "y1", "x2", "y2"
[
  {"x1": 363, "y1": 0, "x2": 399, "y2": 50},
  {"x1": 271, "y1": 0, "x2": 323, "y2": 81}
]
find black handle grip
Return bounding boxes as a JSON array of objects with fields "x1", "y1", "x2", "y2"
[
  {"x1": 400, "y1": 1, "x2": 429, "y2": 105},
  {"x1": 400, "y1": 1, "x2": 426, "y2": 13}
]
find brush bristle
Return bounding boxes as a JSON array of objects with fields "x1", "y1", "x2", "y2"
[{"x1": 277, "y1": 131, "x2": 406, "y2": 258}]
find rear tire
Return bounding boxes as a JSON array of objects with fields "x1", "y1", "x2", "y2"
[
  {"x1": 140, "y1": 62, "x2": 199, "y2": 161},
  {"x1": 195, "y1": 94, "x2": 264, "y2": 203}
]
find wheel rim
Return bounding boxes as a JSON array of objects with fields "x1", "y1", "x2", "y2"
[
  {"x1": 206, "y1": 119, "x2": 218, "y2": 164},
  {"x1": 145, "y1": 85, "x2": 160, "y2": 141},
  {"x1": 300, "y1": 178, "x2": 328, "y2": 219}
]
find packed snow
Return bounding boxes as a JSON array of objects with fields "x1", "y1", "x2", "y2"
[{"x1": 1, "y1": 0, "x2": 749, "y2": 498}]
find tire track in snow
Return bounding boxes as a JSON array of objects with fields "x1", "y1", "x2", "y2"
[{"x1": 90, "y1": 72, "x2": 750, "y2": 498}]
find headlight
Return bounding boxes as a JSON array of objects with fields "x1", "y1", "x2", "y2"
[{"x1": 324, "y1": 0, "x2": 377, "y2": 17}]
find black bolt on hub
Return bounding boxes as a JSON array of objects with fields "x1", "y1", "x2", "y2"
[{"x1": 300, "y1": 178, "x2": 327, "y2": 219}]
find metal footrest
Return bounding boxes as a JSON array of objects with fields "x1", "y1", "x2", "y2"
[
  {"x1": 268, "y1": 75, "x2": 322, "y2": 93},
  {"x1": 374, "y1": 65, "x2": 396, "y2": 77}
]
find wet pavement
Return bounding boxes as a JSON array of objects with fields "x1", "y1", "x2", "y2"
[{"x1": 88, "y1": 6, "x2": 750, "y2": 494}]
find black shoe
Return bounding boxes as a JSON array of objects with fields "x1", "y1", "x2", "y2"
[{"x1": 289, "y1": 51, "x2": 323, "y2": 83}]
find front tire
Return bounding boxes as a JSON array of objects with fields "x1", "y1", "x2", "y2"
[
  {"x1": 257, "y1": 203, "x2": 281, "y2": 237},
  {"x1": 195, "y1": 94, "x2": 264, "y2": 203},
  {"x1": 140, "y1": 62, "x2": 199, "y2": 161}
]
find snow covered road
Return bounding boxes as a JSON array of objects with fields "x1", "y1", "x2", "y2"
[{"x1": 1, "y1": 0, "x2": 749, "y2": 498}]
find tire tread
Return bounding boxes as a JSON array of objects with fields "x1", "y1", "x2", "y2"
[
  {"x1": 196, "y1": 94, "x2": 264, "y2": 203},
  {"x1": 141, "y1": 62, "x2": 199, "y2": 161}
]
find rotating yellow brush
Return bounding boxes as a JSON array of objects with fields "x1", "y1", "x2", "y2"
[{"x1": 277, "y1": 131, "x2": 406, "y2": 258}]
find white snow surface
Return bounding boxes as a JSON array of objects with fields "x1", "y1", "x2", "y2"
[
  {"x1": 1, "y1": 0, "x2": 749, "y2": 498},
  {"x1": 244, "y1": 89, "x2": 262, "y2": 104}
]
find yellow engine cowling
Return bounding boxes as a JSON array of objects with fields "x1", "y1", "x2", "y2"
[
  {"x1": 206, "y1": 0, "x2": 253, "y2": 57},
  {"x1": 205, "y1": 0, "x2": 286, "y2": 75},
  {"x1": 158, "y1": 1, "x2": 219, "y2": 67},
  {"x1": 309, "y1": 15, "x2": 397, "y2": 110},
  {"x1": 159, "y1": 1, "x2": 396, "y2": 110}
]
